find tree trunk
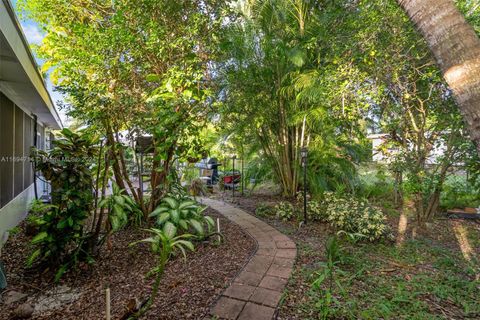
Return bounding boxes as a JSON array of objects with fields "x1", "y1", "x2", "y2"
[
  {"x1": 397, "y1": 0, "x2": 480, "y2": 155},
  {"x1": 393, "y1": 170, "x2": 403, "y2": 208},
  {"x1": 105, "y1": 123, "x2": 128, "y2": 192}
]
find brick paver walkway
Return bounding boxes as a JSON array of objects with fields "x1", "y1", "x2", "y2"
[{"x1": 200, "y1": 198, "x2": 297, "y2": 320}]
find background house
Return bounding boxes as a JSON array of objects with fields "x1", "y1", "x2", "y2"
[
  {"x1": 0, "y1": 0, "x2": 62, "y2": 249},
  {"x1": 367, "y1": 133, "x2": 448, "y2": 165}
]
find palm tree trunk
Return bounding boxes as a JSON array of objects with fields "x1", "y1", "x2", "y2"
[{"x1": 397, "y1": 0, "x2": 480, "y2": 155}]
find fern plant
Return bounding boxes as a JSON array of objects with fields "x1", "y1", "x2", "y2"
[{"x1": 149, "y1": 197, "x2": 214, "y2": 238}]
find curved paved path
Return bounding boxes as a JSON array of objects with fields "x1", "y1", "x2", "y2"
[{"x1": 201, "y1": 198, "x2": 296, "y2": 320}]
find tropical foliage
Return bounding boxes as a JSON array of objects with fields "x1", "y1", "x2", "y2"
[
  {"x1": 29, "y1": 128, "x2": 96, "y2": 279},
  {"x1": 98, "y1": 182, "x2": 142, "y2": 232},
  {"x1": 149, "y1": 197, "x2": 215, "y2": 239},
  {"x1": 321, "y1": 192, "x2": 391, "y2": 241},
  {"x1": 9, "y1": 0, "x2": 480, "y2": 318}
]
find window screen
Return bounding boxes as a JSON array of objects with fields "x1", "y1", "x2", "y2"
[
  {"x1": 24, "y1": 114, "x2": 33, "y2": 188},
  {"x1": 0, "y1": 93, "x2": 14, "y2": 208},
  {"x1": 14, "y1": 106, "x2": 24, "y2": 197}
]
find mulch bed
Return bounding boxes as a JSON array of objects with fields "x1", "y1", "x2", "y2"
[{"x1": 0, "y1": 208, "x2": 255, "y2": 320}]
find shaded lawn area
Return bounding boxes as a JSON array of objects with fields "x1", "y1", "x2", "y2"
[
  {"x1": 223, "y1": 193, "x2": 480, "y2": 319},
  {"x1": 295, "y1": 238, "x2": 480, "y2": 319}
]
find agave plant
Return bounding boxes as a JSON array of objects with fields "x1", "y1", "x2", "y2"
[
  {"x1": 149, "y1": 197, "x2": 214, "y2": 238},
  {"x1": 129, "y1": 222, "x2": 194, "y2": 319}
]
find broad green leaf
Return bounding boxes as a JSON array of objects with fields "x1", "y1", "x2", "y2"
[
  {"x1": 174, "y1": 239, "x2": 194, "y2": 252},
  {"x1": 178, "y1": 200, "x2": 196, "y2": 210},
  {"x1": 31, "y1": 232, "x2": 48, "y2": 244},
  {"x1": 163, "y1": 221, "x2": 177, "y2": 239},
  {"x1": 98, "y1": 198, "x2": 109, "y2": 208},
  {"x1": 171, "y1": 209, "x2": 180, "y2": 223},
  {"x1": 178, "y1": 219, "x2": 188, "y2": 230},
  {"x1": 54, "y1": 264, "x2": 68, "y2": 282},
  {"x1": 111, "y1": 216, "x2": 120, "y2": 231},
  {"x1": 162, "y1": 197, "x2": 178, "y2": 209},
  {"x1": 123, "y1": 195, "x2": 135, "y2": 206},
  {"x1": 113, "y1": 204, "x2": 125, "y2": 218},
  {"x1": 157, "y1": 212, "x2": 170, "y2": 225},
  {"x1": 149, "y1": 206, "x2": 169, "y2": 217},
  {"x1": 189, "y1": 219, "x2": 204, "y2": 236},
  {"x1": 204, "y1": 216, "x2": 215, "y2": 228},
  {"x1": 26, "y1": 248, "x2": 42, "y2": 266},
  {"x1": 114, "y1": 195, "x2": 125, "y2": 206}
]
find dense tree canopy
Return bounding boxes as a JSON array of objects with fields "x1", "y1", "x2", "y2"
[{"x1": 19, "y1": 0, "x2": 480, "y2": 214}]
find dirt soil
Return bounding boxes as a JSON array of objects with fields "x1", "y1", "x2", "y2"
[{"x1": 0, "y1": 208, "x2": 255, "y2": 320}]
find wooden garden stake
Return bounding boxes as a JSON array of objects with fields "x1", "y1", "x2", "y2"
[
  {"x1": 217, "y1": 218, "x2": 221, "y2": 243},
  {"x1": 106, "y1": 287, "x2": 111, "y2": 320}
]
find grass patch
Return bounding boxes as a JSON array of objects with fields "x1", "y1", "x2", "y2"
[{"x1": 300, "y1": 238, "x2": 480, "y2": 319}]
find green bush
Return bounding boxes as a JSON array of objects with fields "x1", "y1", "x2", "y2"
[
  {"x1": 355, "y1": 168, "x2": 395, "y2": 203},
  {"x1": 98, "y1": 182, "x2": 142, "y2": 231},
  {"x1": 255, "y1": 202, "x2": 274, "y2": 217},
  {"x1": 296, "y1": 192, "x2": 324, "y2": 221},
  {"x1": 28, "y1": 128, "x2": 96, "y2": 280},
  {"x1": 275, "y1": 201, "x2": 295, "y2": 221},
  {"x1": 320, "y1": 192, "x2": 391, "y2": 241},
  {"x1": 307, "y1": 200, "x2": 324, "y2": 221},
  {"x1": 440, "y1": 175, "x2": 480, "y2": 209},
  {"x1": 149, "y1": 197, "x2": 214, "y2": 238},
  {"x1": 25, "y1": 200, "x2": 56, "y2": 235}
]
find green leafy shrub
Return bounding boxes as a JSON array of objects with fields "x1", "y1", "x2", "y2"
[
  {"x1": 440, "y1": 175, "x2": 480, "y2": 209},
  {"x1": 320, "y1": 192, "x2": 391, "y2": 241},
  {"x1": 149, "y1": 197, "x2": 214, "y2": 238},
  {"x1": 296, "y1": 193, "x2": 324, "y2": 221},
  {"x1": 275, "y1": 201, "x2": 295, "y2": 221},
  {"x1": 355, "y1": 168, "x2": 395, "y2": 202},
  {"x1": 28, "y1": 128, "x2": 96, "y2": 280},
  {"x1": 25, "y1": 200, "x2": 56, "y2": 236},
  {"x1": 98, "y1": 182, "x2": 142, "y2": 231},
  {"x1": 307, "y1": 200, "x2": 324, "y2": 221},
  {"x1": 255, "y1": 202, "x2": 274, "y2": 217}
]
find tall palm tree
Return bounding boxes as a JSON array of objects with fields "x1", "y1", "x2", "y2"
[{"x1": 397, "y1": 0, "x2": 480, "y2": 155}]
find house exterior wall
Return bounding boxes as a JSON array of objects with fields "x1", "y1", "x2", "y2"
[
  {"x1": 0, "y1": 92, "x2": 46, "y2": 248},
  {"x1": 368, "y1": 133, "x2": 447, "y2": 165},
  {"x1": 0, "y1": 0, "x2": 61, "y2": 256}
]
